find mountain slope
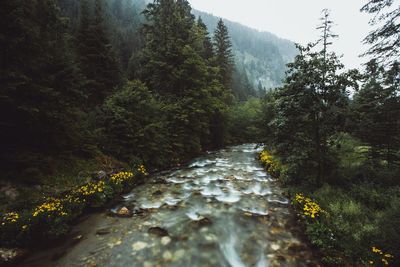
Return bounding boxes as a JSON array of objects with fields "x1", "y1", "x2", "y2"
[{"x1": 192, "y1": 10, "x2": 298, "y2": 89}]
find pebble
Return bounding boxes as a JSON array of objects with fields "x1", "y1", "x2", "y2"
[
  {"x1": 132, "y1": 241, "x2": 147, "y2": 251},
  {"x1": 161, "y1": 236, "x2": 171, "y2": 245},
  {"x1": 205, "y1": 234, "x2": 217, "y2": 242},
  {"x1": 162, "y1": 251, "x2": 173, "y2": 261},
  {"x1": 173, "y1": 249, "x2": 185, "y2": 261},
  {"x1": 271, "y1": 244, "x2": 280, "y2": 251}
]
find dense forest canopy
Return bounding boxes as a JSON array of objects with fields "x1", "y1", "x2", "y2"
[{"x1": 0, "y1": 0, "x2": 266, "y2": 183}]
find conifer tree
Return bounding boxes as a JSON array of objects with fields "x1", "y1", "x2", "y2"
[
  {"x1": 0, "y1": 0, "x2": 84, "y2": 179},
  {"x1": 214, "y1": 19, "x2": 234, "y2": 91},
  {"x1": 351, "y1": 60, "x2": 400, "y2": 165},
  {"x1": 361, "y1": 0, "x2": 400, "y2": 65},
  {"x1": 77, "y1": 0, "x2": 121, "y2": 106},
  {"x1": 197, "y1": 17, "x2": 214, "y2": 60},
  {"x1": 270, "y1": 12, "x2": 358, "y2": 186}
]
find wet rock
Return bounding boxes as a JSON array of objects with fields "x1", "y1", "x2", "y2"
[
  {"x1": 173, "y1": 249, "x2": 185, "y2": 261},
  {"x1": 204, "y1": 234, "x2": 217, "y2": 242},
  {"x1": 269, "y1": 227, "x2": 284, "y2": 235},
  {"x1": 148, "y1": 227, "x2": 169, "y2": 237},
  {"x1": 115, "y1": 207, "x2": 132, "y2": 217},
  {"x1": 152, "y1": 177, "x2": 168, "y2": 184},
  {"x1": 71, "y1": 234, "x2": 84, "y2": 245},
  {"x1": 96, "y1": 228, "x2": 111, "y2": 235},
  {"x1": 162, "y1": 251, "x2": 173, "y2": 261},
  {"x1": 0, "y1": 248, "x2": 27, "y2": 264},
  {"x1": 271, "y1": 243, "x2": 280, "y2": 251},
  {"x1": 132, "y1": 242, "x2": 147, "y2": 251},
  {"x1": 161, "y1": 236, "x2": 171, "y2": 246}
]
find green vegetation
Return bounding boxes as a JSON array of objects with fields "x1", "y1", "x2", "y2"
[
  {"x1": 0, "y1": 169, "x2": 147, "y2": 247},
  {"x1": 259, "y1": 5, "x2": 400, "y2": 266}
]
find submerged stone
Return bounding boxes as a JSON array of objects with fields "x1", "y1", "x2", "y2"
[
  {"x1": 148, "y1": 227, "x2": 169, "y2": 237},
  {"x1": 161, "y1": 236, "x2": 171, "y2": 245},
  {"x1": 132, "y1": 241, "x2": 147, "y2": 251},
  {"x1": 96, "y1": 228, "x2": 111, "y2": 235}
]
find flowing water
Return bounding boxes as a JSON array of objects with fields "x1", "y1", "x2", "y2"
[{"x1": 21, "y1": 144, "x2": 320, "y2": 267}]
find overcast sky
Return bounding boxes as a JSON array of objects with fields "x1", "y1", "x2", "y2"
[{"x1": 188, "y1": 0, "x2": 374, "y2": 69}]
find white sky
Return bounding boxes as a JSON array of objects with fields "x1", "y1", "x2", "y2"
[{"x1": 188, "y1": 0, "x2": 374, "y2": 69}]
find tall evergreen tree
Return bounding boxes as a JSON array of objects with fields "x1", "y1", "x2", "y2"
[
  {"x1": 197, "y1": 17, "x2": 214, "y2": 60},
  {"x1": 351, "y1": 60, "x2": 400, "y2": 165},
  {"x1": 0, "y1": 0, "x2": 84, "y2": 179},
  {"x1": 361, "y1": 0, "x2": 400, "y2": 66},
  {"x1": 270, "y1": 12, "x2": 358, "y2": 186},
  {"x1": 77, "y1": 0, "x2": 121, "y2": 107},
  {"x1": 213, "y1": 19, "x2": 234, "y2": 91}
]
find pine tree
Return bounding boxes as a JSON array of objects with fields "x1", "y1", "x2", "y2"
[
  {"x1": 0, "y1": 0, "x2": 84, "y2": 180},
  {"x1": 213, "y1": 19, "x2": 234, "y2": 91},
  {"x1": 77, "y1": 0, "x2": 121, "y2": 107},
  {"x1": 351, "y1": 60, "x2": 400, "y2": 165},
  {"x1": 197, "y1": 17, "x2": 214, "y2": 60},
  {"x1": 361, "y1": 0, "x2": 400, "y2": 66},
  {"x1": 270, "y1": 12, "x2": 359, "y2": 186}
]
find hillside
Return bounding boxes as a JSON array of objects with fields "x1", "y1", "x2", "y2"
[{"x1": 192, "y1": 10, "x2": 298, "y2": 89}]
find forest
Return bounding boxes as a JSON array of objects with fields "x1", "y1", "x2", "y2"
[{"x1": 0, "y1": 0, "x2": 399, "y2": 266}]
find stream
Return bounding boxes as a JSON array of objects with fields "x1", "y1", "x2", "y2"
[{"x1": 20, "y1": 144, "x2": 320, "y2": 267}]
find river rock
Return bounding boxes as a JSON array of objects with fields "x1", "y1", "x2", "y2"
[
  {"x1": 162, "y1": 251, "x2": 173, "y2": 261},
  {"x1": 96, "y1": 228, "x2": 111, "y2": 235},
  {"x1": 148, "y1": 227, "x2": 169, "y2": 237},
  {"x1": 116, "y1": 207, "x2": 132, "y2": 217},
  {"x1": 271, "y1": 243, "x2": 280, "y2": 251},
  {"x1": 161, "y1": 236, "x2": 171, "y2": 246},
  {"x1": 132, "y1": 242, "x2": 147, "y2": 251},
  {"x1": 173, "y1": 249, "x2": 185, "y2": 261}
]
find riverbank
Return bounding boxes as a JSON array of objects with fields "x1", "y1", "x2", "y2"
[
  {"x1": 0, "y1": 166, "x2": 148, "y2": 265},
  {"x1": 258, "y1": 149, "x2": 397, "y2": 266}
]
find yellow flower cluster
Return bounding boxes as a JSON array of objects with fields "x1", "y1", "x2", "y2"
[
  {"x1": 369, "y1": 247, "x2": 394, "y2": 266},
  {"x1": 137, "y1": 165, "x2": 148, "y2": 176},
  {"x1": 110, "y1": 171, "x2": 134, "y2": 184},
  {"x1": 259, "y1": 151, "x2": 280, "y2": 176},
  {"x1": 76, "y1": 180, "x2": 105, "y2": 196},
  {"x1": 294, "y1": 193, "x2": 324, "y2": 219},
  {"x1": 32, "y1": 198, "x2": 67, "y2": 217},
  {"x1": 1, "y1": 212, "x2": 20, "y2": 225}
]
